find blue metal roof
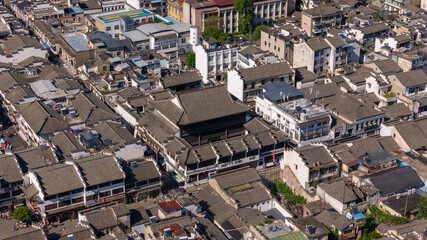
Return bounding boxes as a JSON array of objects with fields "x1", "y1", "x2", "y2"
[{"x1": 69, "y1": 6, "x2": 84, "y2": 14}]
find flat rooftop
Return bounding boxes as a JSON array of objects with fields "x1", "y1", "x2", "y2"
[
  {"x1": 61, "y1": 32, "x2": 90, "y2": 51},
  {"x1": 277, "y1": 98, "x2": 329, "y2": 122},
  {"x1": 97, "y1": 9, "x2": 153, "y2": 22}
]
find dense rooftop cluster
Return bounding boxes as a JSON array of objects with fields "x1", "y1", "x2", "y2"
[{"x1": 0, "y1": 0, "x2": 427, "y2": 239}]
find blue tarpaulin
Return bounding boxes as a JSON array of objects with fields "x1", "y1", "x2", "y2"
[
  {"x1": 353, "y1": 213, "x2": 366, "y2": 220},
  {"x1": 164, "y1": 16, "x2": 179, "y2": 24}
]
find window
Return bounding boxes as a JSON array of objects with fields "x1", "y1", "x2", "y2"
[
  {"x1": 45, "y1": 203, "x2": 57, "y2": 211},
  {"x1": 73, "y1": 196, "x2": 84, "y2": 203},
  {"x1": 59, "y1": 200, "x2": 71, "y2": 207},
  {"x1": 114, "y1": 25, "x2": 119, "y2": 30},
  {"x1": 112, "y1": 188, "x2": 124, "y2": 195},
  {"x1": 181, "y1": 38, "x2": 186, "y2": 43},
  {"x1": 106, "y1": 26, "x2": 111, "y2": 31},
  {"x1": 99, "y1": 191, "x2": 111, "y2": 198}
]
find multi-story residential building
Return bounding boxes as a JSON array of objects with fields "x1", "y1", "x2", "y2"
[
  {"x1": 23, "y1": 154, "x2": 126, "y2": 222},
  {"x1": 394, "y1": 47, "x2": 427, "y2": 73},
  {"x1": 136, "y1": 86, "x2": 290, "y2": 187},
  {"x1": 182, "y1": 0, "x2": 293, "y2": 34},
  {"x1": 317, "y1": 92, "x2": 385, "y2": 139},
  {"x1": 127, "y1": 0, "x2": 167, "y2": 16},
  {"x1": 90, "y1": 9, "x2": 156, "y2": 38},
  {"x1": 255, "y1": 82, "x2": 331, "y2": 143},
  {"x1": 293, "y1": 38, "x2": 331, "y2": 76},
  {"x1": 301, "y1": 6, "x2": 343, "y2": 37},
  {"x1": 194, "y1": 43, "x2": 241, "y2": 82},
  {"x1": 122, "y1": 160, "x2": 162, "y2": 202},
  {"x1": 325, "y1": 36, "x2": 348, "y2": 74},
  {"x1": 0, "y1": 155, "x2": 24, "y2": 211},
  {"x1": 100, "y1": 0, "x2": 132, "y2": 12},
  {"x1": 15, "y1": 101, "x2": 69, "y2": 146},
  {"x1": 350, "y1": 23, "x2": 390, "y2": 47},
  {"x1": 374, "y1": 34, "x2": 411, "y2": 55},
  {"x1": 388, "y1": 69, "x2": 427, "y2": 117},
  {"x1": 167, "y1": 0, "x2": 183, "y2": 23},
  {"x1": 236, "y1": 45, "x2": 276, "y2": 69},
  {"x1": 282, "y1": 144, "x2": 339, "y2": 190},
  {"x1": 227, "y1": 61, "x2": 295, "y2": 102},
  {"x1": 57, "y1": 32, "x2": 96, "y2": 73},
  {"x1": 384, "y1": 0, "x2": 407, "y2": 12},
  {"x1": 122, "y1": 23, "x2": 192, "y2": 58},
  {"x1": 260, "y1": 27, "x2": 303, "y2": 63},
  {"x1": 365, "y1": 73, "x2": 398, "y2": 107}
]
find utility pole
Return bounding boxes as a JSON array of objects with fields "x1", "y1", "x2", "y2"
[{"x1": 404, "y1": 190, "x2": 409, "y2": 217}]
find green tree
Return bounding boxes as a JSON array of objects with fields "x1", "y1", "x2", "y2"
[
  {"x1": 202, "y1": 27, "x2": 228, "y2": 42},
  {"x1": 250, "y1": 25, "x2": 270, "y2": 41},
  {"x1": 12, "y1": 206, "x2": 32, "y2": 222},
  {"x1": 204, "y1": 16, "x2": 223, "y2": 31},
  {"x1": 185, "y1": 52, "x2": 195, "y2": 69},
  {"x1": 234, "y1": 0, "x2": 254, "y2": 34},
  {"x1": 417, "y1": 196, "x2": 427, "y2": 219},
  {"x1": 372, "y1": 11, "x2": 382, "y2": 21}
]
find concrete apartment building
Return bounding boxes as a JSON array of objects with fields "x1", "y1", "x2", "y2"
[
  {"x1": 90, "y1": 9, "x2": 156, "y2": 38},
  {"x1": 57, "y1": 32, "x2": 96, "y2": 73},
  {"x1": 282, "y1": 144, "x2": 339, "y2": 190},
  {"x1": 293, "y1": 38, "x2": 331, "y2": 76},
  {"x1": 227, "y1": 61, "x2": 294, "y2": 102},
  {"x1": 255, "y1": 82, "x2": 331, "y2": 143},
  {"x1": 395, "y1": 47, "x2": 427, "y2": 73},
  {"x1": 182, "y1": 0, "x2": 293, "y2": 33},
  {"x1": 194, "y1": 44, "x2": 241, "y2": 82},
  {"x1": 301, "y1": 6, "x2": 343, "y2": 37},
  {"x1": 260, "y1": 27, "x2": 301, "y2": 62}
]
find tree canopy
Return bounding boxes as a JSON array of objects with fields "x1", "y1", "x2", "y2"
[
  {"x1": 417, "y1": 196, "x2": 427, "y2": 219},
  {"x1": 234, "y1": 0, "x2": 254, "y2": 33},
  {"x1": 185, "y1": 52, "x2": 195, "y2": 69},
  {"x1": 12, "y1": 206, "x2": 32, "y2": 222}
]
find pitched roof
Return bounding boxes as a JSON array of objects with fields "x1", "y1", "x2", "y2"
[
  {"x1": 160, "y1": 71, "x2": 202, "y2": 88},
  {"x1": 214, "y1": 168, "x2": 261, "y2": 189},
  {"x1": 238, "y1": 62, "x2": 294, "y2": 83},
  {"x1": 123, "y1": 160, "x2": 161, "y2": 185},
  {"x1": 320, "y1": 93, "x2": 383, "y2": 122},
  {"x1": 0, "y1": 154, "x2": 23, "y2": 184},
  {"x1": 158, "y1": 200, "x2": 183, "y2": 212},
  {"x1": 359, "y1": 23, "x2": 389, "y2": 35},
  {"x1": 93, "y1": 121, "x2": 136, "y2": 150},
  {"x1": 296, "y1": 145, "x2": 337, "y2": 168},
  {"x1": 315, "y1": 210, "x2": 352, "y2": 231},
  {"x1": 318, "y1": 180, "x2": 358, "y2": 203},
  {"x1": 371, "y1": 59, "x2": 402, "y2": 74},
  {"x1": 173, "y1": 86, "x2": 250, "y2": 125},
  {"x1": 381, "y1": 103, "x2": 412, "y2": 119},
  {"x1": 16, "y1": 101, "x2": 68, "y2": 135},
  {"x1": 326, "y1": 36, "x2": 346, "y2": 48},
  {"x1": 303, "y1": 6, "x2": 341, "y2": 17},
  {"x1": 306, "y1": 38, "x2": 331, "y2": 51},
  {"x1": 69, "y1": 92, "x2": 120, "y2": 126},
  {"x1": 32, "y1": 163, "x2": 84, "y2": 196},
  {"x1": 393, "y1": 120, "x2": 427, "y2": 150},
  {"x1": 392, "y1": 69, "x2": 427, "y2": 88},
  {"x1": 72, "y1": 154, "x2": 125, "y2": 187},
  {"x1": 364, "y1": 166, "x2": 423, "y2": 196},
  {"x1": 1, "y1": 35, "x2": 44, "y2": 56},
  {"x1": 51, "y1": 131, "x2": 85, "y2": 158},
  {"x1": 15, "y1": 146, "x2": 58, "y2": 173}
]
